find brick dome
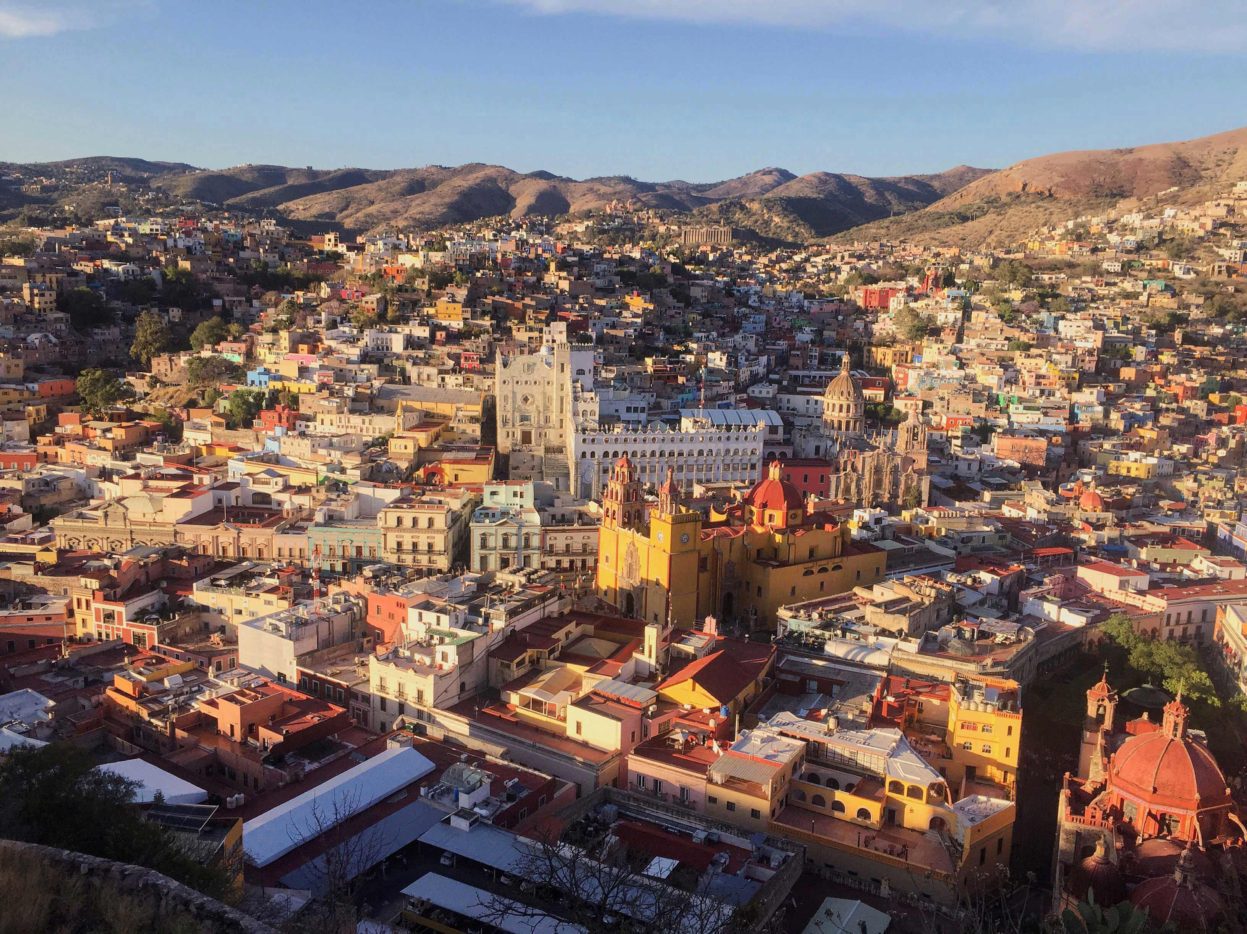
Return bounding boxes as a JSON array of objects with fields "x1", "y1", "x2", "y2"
[
  {"x1": 1068, "y1": 838, "x2": 1126, "y2": 906},
  {"x1": 1130, "y1": 847, "x2": 1225, "y2": 928},
  {"x1": 1079, "y1": 488, "x2": 1105, "y2": 512},
  {"x1": 1109, "y1": 700, "x2": 1229, "y2": 812},
  {"x1": 747, "y1": 462, "x2": 805, "y2": 515}
]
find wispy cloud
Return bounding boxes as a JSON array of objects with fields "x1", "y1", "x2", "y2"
[
  {"x1": 0, "y1": 0, "x2": 147, "y2": 39},
  {"x1": 498, "y1": 0, "x2": 1247, "y2": 52}
]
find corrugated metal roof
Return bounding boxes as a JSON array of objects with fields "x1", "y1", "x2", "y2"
[
  {"x1": 400, "y1": 872, "x2": 584, "y2": 934},
  {"x1": 243, "y1": 745, "x2": 434, "y2": 867}
]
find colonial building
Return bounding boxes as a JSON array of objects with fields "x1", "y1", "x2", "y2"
[
  {"x1": 793, "y1": 356, "x2": 931, "y2": 509},
  {"x1": 495, "y1": 322, "x2": 595, "y2": 472},
  {"x1": 568, "y1": 408, "x2": 778, "y2": 501},
  {"x1": 1054, "y1": 672, "x2": 1242, "y2": 926},
  {"x1": 595, "y1": 458, "x2": 885, "y2": 630}
]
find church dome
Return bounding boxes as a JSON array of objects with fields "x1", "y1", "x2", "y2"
[
  {"x1": 825, "y1": 355, "x2": 864, "y2": 404},
  {"x1": 1068, "y1": 838, "x2": 1126, "y2": 906},
  {"x1": 1109, "y1": 700, "x2": 1229, "y2": 811},
  {"x1": 747, "y1": 462, "x2": 805, "y2": 518},
  {"x1": 1079, "y1": 489, "x2": 1105, "y2": 512},
  {"x1": 1130, "y1": 847, "x2": 1225, "y2": 928}
]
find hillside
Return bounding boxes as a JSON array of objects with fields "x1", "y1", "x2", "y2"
[
  {"x1": 1, "y1": 156, "x2": 991, "y2": 238},
  {"x1": 838, "y1": 126, "x2": 1247, "y2": 248}
]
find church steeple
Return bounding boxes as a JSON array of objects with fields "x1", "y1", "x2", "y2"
[
  {"x1": 603, "y1": 455, "x2": 643, "y2": 530},
  {"x1": 1162, "y1": 694, "x2": 1189, "y2": 740},
  {"x1": 657, "y1": 465, "x2": 681, "y2": 516}
]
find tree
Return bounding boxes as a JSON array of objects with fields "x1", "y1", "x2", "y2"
[
  {"x1": 995, "y1": 260, "x2": 1034, "y2": 289},
  {"x1": 189, "y1": 316, "x2": 230, "y2": 350},
  {"x1": 186, "y1": 355, "x2": 244, "y2": 388},
  {"x1": 286, "y1": 791, "x2": 389, "y2": 932},
  {"x1": 223, "y1": 389, "x2": 265, "y2": 430},
  {"x1": 76, "y1": 368, "x2": 126, "y2": 414},
  {"x1": 481, "y1": 821, "x2": 773, "y2": 934},
  {"x1": 0, "y1": 744, "x2": 233, "y2": 902},
  {"x1": 161, "y1": 266, "x2": 213, "y2": 311},
  {"x1": 146, "y1": 407, "x2": 183, "y2": 442},
  {"x1": 1101, "y1": 613, "x2": 1218, "y2": 706},
  {"x1": 130, "y1": 309, "x2": 172, "y2": 367},
  {"x1": 58, "y1": 287, "x2": 114, "y2": 331},
  {"x1": 1007, "y1": 340, "x2": 1033, "y2": 352},
  {"x1": 894, "y1": 306, "x2": 933, "y2": 342}
]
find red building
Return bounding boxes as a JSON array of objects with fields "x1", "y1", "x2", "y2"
[{"x1": 761, "y1": 457, "x2": 832, "y2": 499}]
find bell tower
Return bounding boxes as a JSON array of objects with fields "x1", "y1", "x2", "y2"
[
  {"x1": 1079, "y1": 667, "x2": 1118, "y2": 781},
  {"x1": 603, "y1": 455, "x2": 643, "y2": 530}
]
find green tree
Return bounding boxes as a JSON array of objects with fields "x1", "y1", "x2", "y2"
[
  {"x1": 189, "y1": 315, "x2": 229, "y2": 350},
  {"x1": 146, "y1": 407, "x2": 183, "y2": 442},
  {"x1": 894, "y1": 306, "x2": 933, "y2": 341},
  {"x1": 1102, "y1": 613, "x2": 1218, "y2": 706},
  {"x1": 186, "y1": 355, "x2": 244, "y2": 388},
  {"x1": 160, "y1": 266, "x2": 212, "y2": 311},
  {"x1": 1007, "y1": 339, "x2": 1032, "y2": 352},
  {"x1": 996, "y1": 260, "x2": 1034, "y2": 289},
  {"x1": 130, "y1": 309, "x2": 171, "y2": 367},
  {"x1": 58, "y1": 287, "x2": 114, "y2": 331},
  {"x1": 223, "y1": 389, "x2": 265, "y2": 429},
  {"x1": 0, "y1": 744, "x2": 233, "y2": 902},
  {"x1": 76, "y1": 368, "x2": 126, "y2": 414}
]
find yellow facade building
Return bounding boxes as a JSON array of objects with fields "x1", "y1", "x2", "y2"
[{"x1": 596, "y1": 458, "x2": 885, "y2": 630}]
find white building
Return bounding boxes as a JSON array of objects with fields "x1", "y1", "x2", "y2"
[
  {"x1": 236, "y1": 592, "x2": 365, "y2": 684},
  {"x1": 567, "y1": 408, "x2": 779, "y2": 499},
  {"x1": 469, "y1": 480, "x2": 599, "y2": 576},
  {"x1": 495, "y1": 322, "x2": 596, "y2": 457}
]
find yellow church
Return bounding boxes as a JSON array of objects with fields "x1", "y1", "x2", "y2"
[{"x1": 596, "y1": 457, "x2": 886, "y2": 630}]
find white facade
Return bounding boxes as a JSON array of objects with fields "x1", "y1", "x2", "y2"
[
  {"x1": 568, "y1": 420, "x2": 768, "y2": 499},
  {"x1": 236, "y1": 593, "x2": 364, "y2": 684},
  {"x1": 495, "y1": 322, "x2": 596, "y2": 455}
]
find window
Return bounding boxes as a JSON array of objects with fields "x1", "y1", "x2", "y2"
[
  {"x1": 379, "y1": 697, "x2": 388, "y2": 712},
  {"x1": 726, "y1": 801, "x2": 736, "y2": 812},
  {"x1": 981, "y1": 743, "x2": 992, "y2": 754},
  {"x1": 751, "y1": 808, "x2": 760, "y2": 819},
  {"x1": 708, "y1": 795, "x2": 718, "y2": 804},
  {"x1": 575, "y1": 721, "x2": 582, "y2": 735}
]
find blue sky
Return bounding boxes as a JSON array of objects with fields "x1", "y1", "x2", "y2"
[{"x1": 2, "y1": 0, "x2": 1245, "y2": 181}]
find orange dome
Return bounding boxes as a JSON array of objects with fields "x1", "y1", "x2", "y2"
[
  {"x1": 747, "y1": 462, "x2": 805, "y2": 518},
  {"x1": 1079, "y1": 489, "x2": 1105, "y2": 512},
  {"x1": 1130, "y1": 848, "x2": 1225, "y2": 928},
  {"x1": 1109, "y1": 702, "x2": 1228, "y2": 812},
  {"x1": 1068, "y1": 838, "x2": 1125, "y2": 906}
]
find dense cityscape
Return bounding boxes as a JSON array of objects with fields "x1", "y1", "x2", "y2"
[
  {"x1": 0, "y1": 141, "x2": 1246, "y2": 932},
  {"x1": 4, "y1": 3, "x2": 1247, "y2": 932}
]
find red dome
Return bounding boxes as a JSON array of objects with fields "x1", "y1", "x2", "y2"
[
  {"x1": 1110, "y1": 731, "x2": 1228, "y2": 812},
  {"x1": 747, "y1": 462, "x2": 805, "y2": 518},
  {"x1": 1079, "y1": 489, "x2": 1105, "y2": 512},
  {"x1": 1068, "y1": 839, "x2": 1126, "y2": 906},
  {"x1": 1130, "y1": 849, "x2": 1225, "y2": 928}
]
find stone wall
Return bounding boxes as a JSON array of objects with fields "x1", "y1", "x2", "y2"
[{"x1": 0, "y1": 838, "x2": 274, "y2": 933}]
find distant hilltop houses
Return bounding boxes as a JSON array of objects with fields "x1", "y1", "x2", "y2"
[{"x1": 3, "y1": 158, "x2": 1247, "y2": 930}]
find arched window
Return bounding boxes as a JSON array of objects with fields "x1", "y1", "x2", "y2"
[
  {"x1": 832, "y1": 800, "x2": 846, "y2": 813},
  {"x1": 930, "y1": 816, "x2": 947, "y2": 832},
  {"x1": 856, "y1": 808, "x2": 871, "y2": 821},
  {"x1": 907, "y1": 785, "x2": 924, "y2": 800},
  {"x1": 804, "y1": 773, "x2": 820, "y2": 785},
  {"x1": 888, "y1": 780, "x2": 904, "y2": 795},
  {"x1": 811, "y1": 794, "x2": 826, "y2": 808},
  {"x1": 826, "y1": 777, "x2": 840, "y2": 790}
]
